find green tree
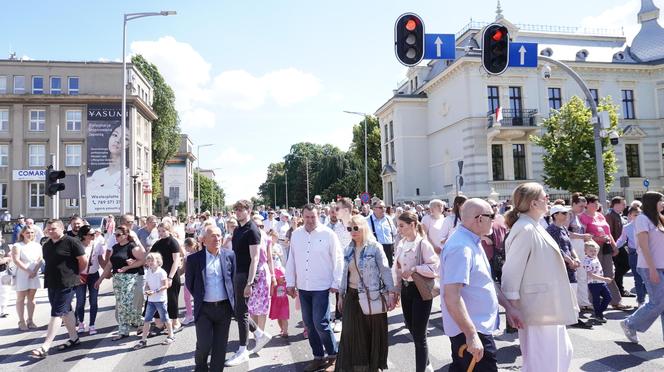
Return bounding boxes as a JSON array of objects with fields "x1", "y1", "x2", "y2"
[
  {"x1": 193, "y1": 170, "x2": 226, "y2": 213},
  {"x1": 131, "y1": 55, "x2": 181, "y2": 211},
  {"x1": 349, "y1": 116, "x2": 382, "y2": 198},
  {"x1": 531, "y1": 96, "x2": 619, "y2": 195}
]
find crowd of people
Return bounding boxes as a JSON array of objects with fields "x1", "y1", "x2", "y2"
[{"x1": 0, "y1": 183, "x2": 663, "y2": 371}]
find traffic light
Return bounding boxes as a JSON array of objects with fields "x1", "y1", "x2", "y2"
[
  {"x1": 482, "y1": 23, "x2": 510, "y2": 75},
  {"x1": 45, "y1": 165, "x2": 66, "y2": 197},
  {"x1": 394, "y1": 13, "x2": 425, "y2": 67}
]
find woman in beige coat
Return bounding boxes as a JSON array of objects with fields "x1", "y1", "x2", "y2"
[{"x1": 501, "y1": 182, "x2": 578, "y2": 372}]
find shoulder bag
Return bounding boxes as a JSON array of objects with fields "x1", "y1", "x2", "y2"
[
  {"x1": 353, "y1": 249, "x2": 388, "y2": 315},
  {"x1": 411, "y1": 241, "x2": 440, "y2": 301},
  {"x1": 79, "y1": 244, "x2": 95, "y2": 284}
]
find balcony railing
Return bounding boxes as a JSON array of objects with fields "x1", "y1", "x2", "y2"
[{"x1": 487, "y1": 109, "x2": 538, "y2": 128}]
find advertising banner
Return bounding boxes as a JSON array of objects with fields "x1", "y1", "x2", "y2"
[
  {"x1": 12, "y1": 169, "x2": 46, "y2": 181},
  {"x1": 86, "y1": 104, "x2": 129, "y2": 214}
]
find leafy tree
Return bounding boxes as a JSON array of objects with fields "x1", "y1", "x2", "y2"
[
  {"x1": 531, "y1": 96, "x2": 619, "y2": 195},
  {"x1": 131, "y1": 55, "x2": 181, "y2": 211},
  {"x1": 349, "y1": 116, "x2": 382, "y2": 198},
  {"x1": 193, "y1": 170, "x2": 226, "y2": 213}
]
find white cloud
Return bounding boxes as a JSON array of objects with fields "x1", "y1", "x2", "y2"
[
  {"x1": 264, "y1": 68, "x2": 322, "y2": 106},
  {"x1": 217, "y1": 169, "x2": 264, "y2": 202},
  {"x1": 180, "y1": 108, "x2": 216, "y2": 129},
  {"x1": 212, "y1": 70, "x2": 267, "y2": 110},
  {"x1": 580, "y1": 0, "x2": 664, "y2": 43},
  {"x1": 213, "y1": 147, "x2": 255, "y2": 167}
]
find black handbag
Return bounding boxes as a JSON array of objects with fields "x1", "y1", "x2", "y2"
[{"x1": 601, "y1": 242, "x2": 613, "y2": 255}]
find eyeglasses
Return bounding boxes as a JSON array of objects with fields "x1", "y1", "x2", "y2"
[
  {"x1": 475, "y1": 213, "x2": 496, "y2": 220},
  {"x1": 346, "y1": 226, "x2": 360, "y2": 232},
  {"x1": 374, "y1": 206, "x2": 385, "y2": 209},
  {"x1": 114, "y1": 233, "x2": 125, "y2": 237}
]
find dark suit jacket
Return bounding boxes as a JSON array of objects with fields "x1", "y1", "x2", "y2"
[
  {"x1": 605, "y1": 210, "x2": 624, "y2": 242},
  {"x1": 185, "y1": 248, "x2": 236, "y2": 321}
]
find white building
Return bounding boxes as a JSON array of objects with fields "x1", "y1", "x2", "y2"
[
  {"x1": 163, "y1": 134, "x2": 196, "y2": 215},
  {"x1": 376, "y1": 1, "x2": 664, "y2": 205}
]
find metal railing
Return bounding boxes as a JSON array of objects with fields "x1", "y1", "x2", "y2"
[
  {"x1": 455, "y1": 20, "x2": 623, "y2": 38},
  {"x1": 487, "y1": 109, "x2": 538, "y2": 128}
]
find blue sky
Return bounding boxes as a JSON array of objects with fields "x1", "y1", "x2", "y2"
[{"x1": 2, "y1": 0, "x2": 656, "y2": 202}]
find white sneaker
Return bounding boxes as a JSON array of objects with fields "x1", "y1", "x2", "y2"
[
  {"x1": 77, "y1": 322, "x2": 86, "y2": 333},
  {"x1": 620, "y1": 320, "x2": 639, "y2": 343},
  {"x1": 225, "y1": 350, "x2": 250, "y2": 367},
  {"x1": 89, "y1": 325, "x2": 97, "y2": 335},
  {"x1": 333, "y1": 321, "x2": 342, "y2": 333},
  {"x1": 181, "y1": 316, "x2": 194, "y2": 325},
  {"x1": 251, "y1": 331, "x2": 272, "y2": 354}
]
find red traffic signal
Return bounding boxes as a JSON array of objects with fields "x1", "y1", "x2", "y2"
[
  {"x1": 482, "y1": 24, "x2": 510, "y2": 75},
  {"x1": 394, "y1": 13, "x2": 425, "y2": 67},
  {"x1": 45, "y1": 165, "x2": 66, "y2": 197}
]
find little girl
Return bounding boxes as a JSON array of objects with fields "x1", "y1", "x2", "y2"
[
  {"x1": 134, "y1": 252, "x2": 174, "y2": 349},
  {"x1": 269, "y1": 266, "x2": 289, "y2": 337},
  {"x1": 582, "y1": 240, "x2": 613, "y2": 324},
  {"x1": 181, "y1": 238, "x2": 200, "y2": 325}
]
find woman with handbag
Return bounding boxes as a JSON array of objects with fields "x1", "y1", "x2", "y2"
[
  {"x1": 392, "y1": 211, "x2": 439, "y2": 372},
  {"x1": 74, "y1": 225, "x2": 105, "y2": 335},
  {"x1": 11, "y1": 225, "x2": 42, "y2": 330},
  {"x1": 336, "y1": 215, "x2": 396, "y2": 372}
]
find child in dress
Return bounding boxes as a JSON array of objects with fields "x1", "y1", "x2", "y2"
[
  {"x1": 181, "y1": 238, "x2": 200, "y2": 325},
  {"x1": 582, "y1": 240, "x2": 613, "y2": 324},
  {"x1": 269, "y1": 267, "x2": 289, "y2": 337},
  {"x1": 134, "y1": 252, "x2": 174, "y2": 349}
]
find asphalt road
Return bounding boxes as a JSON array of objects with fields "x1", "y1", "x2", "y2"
[{"x1": 0, "y1": 273, "x2": 662, "y2": 371}]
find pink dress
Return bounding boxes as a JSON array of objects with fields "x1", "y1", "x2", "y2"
[
  {"x1": 248, "y1": 236, "x2": 271, "y2": 316},
  {"x1": 269, "y1": 267, "x2": 289, "y2": 320}
]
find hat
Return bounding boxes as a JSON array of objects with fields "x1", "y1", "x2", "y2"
[
  {"x1": 550, "y1": 205, "x2": 570, "y2": 216},
  {"x1": 18, "y1": 214, "x2": 25, "y2": 219},
  {"x1": 280, "y1": 211, "x2": 291, "y2": 219}
]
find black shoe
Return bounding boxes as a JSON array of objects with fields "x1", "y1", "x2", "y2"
[
  {"x1": 592, "y1": 316, "x2": 607, "y2": 324},
  {"x1": 571, "y1": 320, "x2": 593, "y2": 329},
  {"x1": 505, "y1": 325, "x2": 518, "y2": 334}
]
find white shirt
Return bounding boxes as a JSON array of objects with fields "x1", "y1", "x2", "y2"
[
  {"x1": 264, "y1": 218, "x2": 276, "y2": 233},
  {"x1": 440, "y1": 214, "x2": 461, "y2": 243},
  {"x1": 83, "y1": 241, "x2": 106, "y2": 274},
  {"x1": 422, "y1": 214, "x2": 445, "y2": 249},
  {"x1": 276, "y1": 221, "x2": 290, "y2": 240},
  {"x1": 145, "y1": 267, "x2": 168, "y2": 302},
  {"x1": 286, "y1": 224, "x2": 343, "y2": 291}
]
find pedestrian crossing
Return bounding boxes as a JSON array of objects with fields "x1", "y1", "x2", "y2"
[{"x1": 0, "y1": 275, "x2": 662, "y2": 371}]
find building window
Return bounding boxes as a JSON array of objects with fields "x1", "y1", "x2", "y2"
[
  {"x1": 491, "y1": 144, "x2": 504, "y2": 181},
  {"x1": 383, "y1": 124, "x2": 388, "y2": 142},
  {"x1": 589, "y1": 89, "x2": 599, "y2": 106},
  {"x1": 66, "y1": 110, "x2": 82, "y2": 131},
  {"x1": 32, "y1": 76, "x2": 44, "y2": 94},
  {"x1": 28, "y1": 144, "x2": 45, "y2": 167},
  {"x1": 548, "y1": 87, "x2": 562, "y2": 110},
  {"x1": 50, "y1": 76, "x2": 62, "y2": 94},
  {"x1": 64, "y1": 199, "x2": 79, "y2": 208},
  {"x1": 622, "y1": 89, "x2": 635, "y2": 119},
  {"x1": 29, "y1": 182, "x2": 45, "y2": 208},
  {"x1": 0, "y1": 145, "x2": 8, "y2": 167},
  {"x1": 487, "y1": 86, "x2": 500, "y2": 113},
  {"x1": 14, "y1": 76, "x2": 25, "y2": 94},
  {"x1": 384, "y1": 144, "x2": 389, "y2": 164},
  {"x1": 29, "y1": 110, "x2": 45, "y2": 131},
  {"x1": 65, "y1": 144, "x2": 82, "y2": 167},
  {"x1": 0, "y1": 76, "x2": 6, "y2": 94},
  {"x1": 414, "y1": 76, "x2": 418, "y2": 90},
  {"x1": 389, "y1": 121, "x2": 394, "y2": 140},
  {"x1": 513, "y1": 144, "x2": 527, "y2": 180},
  {"x1": 509, "y1": 87, "x2": 522, "y2": 113},
  {"x1": 0, "y1": 184, "x2": 7, "y2": 209},
  {"x1": 0, "y1": 110, "x2": 8, "y2": 131},
  {"x1": 625, "y1": 144, "x2": 641, "y2": 177},
  {"x1": 390, "y1": 143, "x2": 395, "y2": 164},
  {"x1": 68, "y1": 77, "x2": 79, "y2": 95}
]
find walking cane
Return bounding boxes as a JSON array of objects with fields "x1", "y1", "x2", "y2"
[{"x1": 458, "y1": 344, "x2": 477, "y2": 372}]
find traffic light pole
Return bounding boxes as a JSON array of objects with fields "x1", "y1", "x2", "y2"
[{"x1": 50, "y1": 154, "x2": 57, "y2": 219}]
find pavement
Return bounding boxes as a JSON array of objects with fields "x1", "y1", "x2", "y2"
[{"x1": 0, "y1": 273, "x2": 662, "y2": 371}]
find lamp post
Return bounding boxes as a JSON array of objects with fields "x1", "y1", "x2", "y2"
[
  {"x1": 284, "y1": 171, "x2": 289, "y2": 209},
  {"x1": 196, "y1": 144, "x2": 214, "y2": 214},
  {"x1": 121, "y1": 10, "x2": 176, "y2": 214},
  {"x1": 343, "y1": 111, "x2": 370, "y2": 194},
  {"x1": 131, "y1": 174, "x2": 139, "y2": 216},
  {"x1": 268, "y1": 182, "x2": 277, "y2": 209}
]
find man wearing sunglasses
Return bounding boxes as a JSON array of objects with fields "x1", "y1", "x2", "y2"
[{"x1": 368, "y1": 200, "x2": 397, "y2": 267}]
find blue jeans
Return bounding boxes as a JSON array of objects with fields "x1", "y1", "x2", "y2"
[
  {"x1": 628, "y1": 251, "x2": 647, "y2": 303},
  {"x1": 625, "y1": 268, "x2": 664, "y2": 335},
  {"x1": 75, "y1": 272, "x2": 100, "y2": 325},
  {"x1": 299, "y1": 289, "x2": 337, "y2": 358},
  {"x1": 144, "y1": 301, "x2": 169, "y2": 323},
  {"x1": 588, "y1": 283, "x2": 612, "y2": 317}
]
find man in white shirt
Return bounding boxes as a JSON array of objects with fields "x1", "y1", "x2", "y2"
[
  {"x1": 264, "y1": 210, "x2": 277, "y2": 234},
  {"x1": 287, "y1": 204, "x2": 342, "y2": 372},
  {"x1": 326, "y1": 197, "x2": 353, "y2": 333}
]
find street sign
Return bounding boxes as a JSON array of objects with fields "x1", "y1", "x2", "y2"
[
  {"x1": 644, "y1": 179, "x2": 650, "y2": 188},
  {"x1": 13, "y1": 169, "x2": 46, "y2": 181},
  {"x1": 424, "y1": 34, "x2": 455, "y2": 60},
  {"x1": 360, "y1": 192, "x2": 371, "y2": 204},
  {"x1": 508, "y1": 42, "x2": 538, "y2": 67}
]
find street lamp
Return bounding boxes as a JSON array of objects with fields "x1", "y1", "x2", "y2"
[
  {"x1": 268, "y1": 182, "x2": 277, "y2": 209},
  {"x1": 121, "y1": 10, "x2": 176, "y2": 214},
  {"x1": 343, "y1": 111, "x2": 370, "y2": 194},
  {"x1": 196, "y1": 144, "x2": 214, "y2": 213},
  {"x1": 131, "y1": 174, "x2": 140, "y2": 216}
]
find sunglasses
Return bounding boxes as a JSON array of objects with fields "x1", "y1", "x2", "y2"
[
  {"x1": 346, "y1": 226, "x2": 360, "y2": 232},
  {"x1": 475, "y1": 213, "x2": 496, "y2": 220},
  {"x1": 115, "y1": 233, "x2": 125, "y2": 237}
]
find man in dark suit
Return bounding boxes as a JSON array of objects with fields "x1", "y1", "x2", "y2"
[{"x1": 185, "y1": 226, "x2": 236, "y2": 372}]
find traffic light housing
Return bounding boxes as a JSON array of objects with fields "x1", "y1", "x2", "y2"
[
  {"x1": 394, "y1": 13, "x2": 425, "y2": 67},
  {"x1": 45, "y1": 165, "x2": 65, "y2": 197},
  {"x1": 482, "y1": 24, "x2": 510, "y2": 75}
]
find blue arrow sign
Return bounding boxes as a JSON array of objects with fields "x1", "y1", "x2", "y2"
[
  {"x1": 644, "y1": 179, "x2": 650, "y2": 188},
  {"x1": 508, "y1": 42, "x2": 538, "y2": 67},
  {"x1": 424, "y1": 34, "x2": 455, "y2": 60},
  {"x1": 360, "y1": 192, "x2": 371, "y2": 204}
]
